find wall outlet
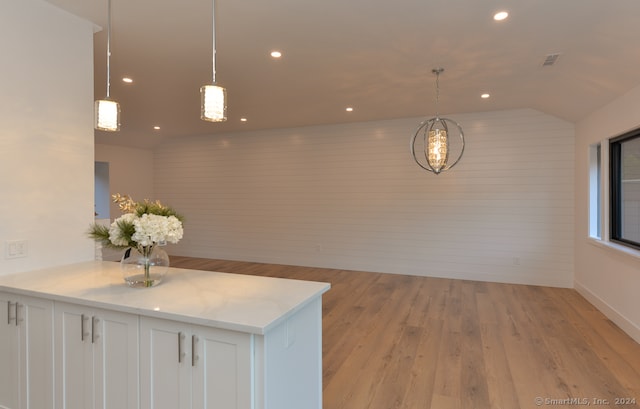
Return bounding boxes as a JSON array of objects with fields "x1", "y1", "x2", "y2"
[{"x1": 5, "y1": 240, "x2": 28, "y2": 259}]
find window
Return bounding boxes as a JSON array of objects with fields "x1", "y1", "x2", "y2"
[
  {"x1": 589, "y1": 143, "x2": 601, "y2": 239},
  {"x1": 610, "y1": 128, "x2": 640, "y2": 249}
]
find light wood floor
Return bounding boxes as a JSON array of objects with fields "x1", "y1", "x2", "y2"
[{"x1": 170, "y1": 256, "x2": 640, "y2": 409}]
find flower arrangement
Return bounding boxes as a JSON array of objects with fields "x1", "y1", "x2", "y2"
[
  {"x1": 89, "y1": 194, "x2": 184, "y2": 287},
  {"x1": 89, "y1": 194, "x2": 184, "y2": 250}
]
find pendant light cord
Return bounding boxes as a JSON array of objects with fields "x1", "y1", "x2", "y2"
[
  {"x1": 435, "y1": 72, "x2": 440, "y2": 117},
  {"x1": 433, "y1": 68, "x2": 443, "y2": 118},
  {"x1": 211, "y1": 0, "x2": 217, "y2": 84},
  {"x1": 106, "y1": 0, "x2": 112, "y2": 98}
]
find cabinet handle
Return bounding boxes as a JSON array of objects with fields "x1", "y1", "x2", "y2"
[
  {"x1": 7, "y1": 301, "x2": 17, "y2": 325},
  {"x1": 91, "y1": 316, "x2": 99, "y2": 343},
  {"x1": 178, "y1": 332, "x2": 184, "y2": 363},
  {"x1": 7, "y1": 301, "x2": 12, "y2": 325},
  {"x1": 191, "y1": 335, "x2": 197, "y2": 367},
  {"x1": 81, "y1": 314, "x2": 86, "y2": 341},
  {"x1": 14, "y1": 303, "x2": 20, "y2": 326}
]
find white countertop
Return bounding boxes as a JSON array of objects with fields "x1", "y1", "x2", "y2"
[{"x1": 0, "y1": 261, "x2": 330, "y2": 335}]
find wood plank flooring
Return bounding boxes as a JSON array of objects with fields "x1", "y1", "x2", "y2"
[{"x1": 169, "y1": 256, "x2": 640, "y2": 409}]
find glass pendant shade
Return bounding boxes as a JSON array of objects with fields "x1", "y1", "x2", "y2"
[
  {"x1": 94, "y1": 99, "x2": 120, "y2": 131},
  {"x1": 200, "y1": 84, "x2": 227, "y2": 122},
  {"x1": 427, "y1": 128, "x2": 449, "y2": 173}
]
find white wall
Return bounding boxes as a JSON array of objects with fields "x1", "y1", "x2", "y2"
[
  {"x1": 95, "y1": 143, "x2": 155, "y2": 219},
  {"x1": 155, "y1": 108, "x2": 575, "y2": 287},
  {"x1": 575, "y1": 84, "x2": 640, "y2": 343},
  {"x1": 94, "y1": 144, "x2": 155, "y2": 261},
  {"x1": 0, "y1": 0, "x2": 95, "y2": 275}
]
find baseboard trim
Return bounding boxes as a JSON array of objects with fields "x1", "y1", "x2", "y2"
[{"x1": 574, "y1": 280, "x2": 640, "y2": 344}]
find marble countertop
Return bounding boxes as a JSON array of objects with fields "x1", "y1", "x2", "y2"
[{"x1": 0, "y1": 261, "x2": 330, "y2": 334}]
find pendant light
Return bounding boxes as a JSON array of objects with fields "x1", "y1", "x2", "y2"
[
  {"x1": 200, "y1": 0, "x2": 227, "y2": 122},
  {"x1": 94, "y1": 0, "x2": 120, "y2": 132},
  {"x1": 410, "y1": 68, "x2": 465, "y2": 174}
]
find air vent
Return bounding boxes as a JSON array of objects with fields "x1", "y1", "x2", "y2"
[{"x1": 542, "y1": 53, "x2": 561, "y2": 67}]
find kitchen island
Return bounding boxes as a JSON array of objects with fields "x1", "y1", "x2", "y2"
[{"x1": 0, "y1": 260, "x2": 330, "y2": 409}]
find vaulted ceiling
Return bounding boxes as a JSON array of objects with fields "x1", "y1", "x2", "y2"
[{"x1": 46, "y1": 0, "x2": 640, "y2": 148}]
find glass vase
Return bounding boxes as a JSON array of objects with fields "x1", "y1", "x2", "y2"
[{"x1": 120, "y1": 245, "x2": 170, "y2": 288}]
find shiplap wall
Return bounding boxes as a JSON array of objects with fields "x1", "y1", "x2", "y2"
[{"x1": 155, "y1": 108, "x2": 575, "y2": 287}]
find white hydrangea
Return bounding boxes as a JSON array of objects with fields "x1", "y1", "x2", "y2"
[
  {"x1": 108, "y1": 213, "x2": 137, "y2": 246},
  {"x1": 131, "y1": 214, "x2": 184, "y2": 247}
]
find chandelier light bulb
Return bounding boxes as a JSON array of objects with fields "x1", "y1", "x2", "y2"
[{"x1": 427, "y1": 128, "x2": 449, "y2": 173}]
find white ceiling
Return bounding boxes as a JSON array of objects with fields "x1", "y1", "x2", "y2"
[{"x1": 46, "y1": 0, "x2": 640, "y2": 149}]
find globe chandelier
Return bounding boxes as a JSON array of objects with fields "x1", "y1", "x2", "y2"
[{"x1": 410, "y1": 68, "x2": 465, "y2": 174}]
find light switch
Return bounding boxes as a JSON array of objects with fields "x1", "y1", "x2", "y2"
[{"x1": 5, "y1": 239, "x2": 28, "y2": 259}]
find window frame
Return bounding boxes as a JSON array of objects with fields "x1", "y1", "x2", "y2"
[
  {"x1": 610, "y1": 127, "x2": 640, "y2": 250},
  {"x1": 588, "y1": 143, "x2": 601, "y2": 239}
]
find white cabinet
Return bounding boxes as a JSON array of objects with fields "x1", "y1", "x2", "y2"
[
  {"x1": 0, "y1": 292, "x2": 54, "y2": 409},
  {"x1": 0, "y1": 262, "x2": 329, "y2": 409},
  {"x1": 140, "y1": 296, "x2": 323, "y2": 409},
  {"x1": 257, "y1": 296, "x2": 323, "y2": 409},
  {"x1": 55, "y1": 302, "x2": 139, "y2": 409},
  {"x1": 0, "y1": 293, "x2": 322, "y2": 409},
  {"x1": 140, "y1": 317, "x2": 252, "y2": 409}
]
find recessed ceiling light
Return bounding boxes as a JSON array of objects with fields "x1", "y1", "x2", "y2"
[
  {"x1": 345, "y1": 107, "x2": 354, "y2": 112},
  {"x1": 270, "y1": 51, "x2": 282, "y2": 58},
  {"x1": 481, "y1": 93, "x2": 490, "y2": 99},
  {"x1": 493, "y1": 11, "x2": 509, "y2": 21},
  {"x1": 240, "y1": 117, "x2": 248, "y2": 122},
  {"x1": 122, "y1": 77, "x2": 133, "y2": 83},
  {"x1": 153, "y1": 126, "x2": 160, "y2": 130}
]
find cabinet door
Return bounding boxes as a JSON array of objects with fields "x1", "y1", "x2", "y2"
[
  {"x1": 0, "y1": 292, "x2": 54, "y2": 409},
  {"x1": 0, "y1": 293, "x2": 20, "y2": 409},
  {"x1": 55, "y1": 303, "x2": 139, "y2": 409},
  {"x1": 140, "y1": 317, "x2": 191, "y2": 409},
  {"x1": 93, "y1": 308, "x2": 139, "y2": 409},
  {"x1": 55, "y1": 303, "x2": 95, "y2": 409},
  {"x1": 191, "y1": 325, "x2": 252, "y2": 409},
  {"x1": 19, "y1": 295, "x2": 54, "y2": 409}
]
